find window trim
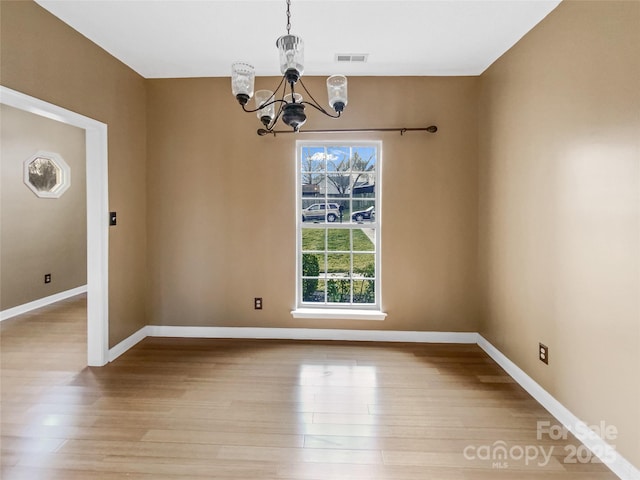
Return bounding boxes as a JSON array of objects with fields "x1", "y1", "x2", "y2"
[
  {"x1": 293, "y1": 140, "x2": 385, "y2": 318},
  {"x1": 291, "y1": 307, "x2": 387, "y2": 321}
]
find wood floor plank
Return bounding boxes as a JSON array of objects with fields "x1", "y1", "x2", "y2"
[
  {"x1": 217, "y1": 445, "x2": 384, "y2": 465},
  {"x1": 0, "y1": 466, "x2": 219, "y2": 480},
  {"x1": 58, "y1": 438, "x2": 221, "y2": 459},
  {"x1": 0, "y1": 295, "x2": 620, "y2": 479},
  {"x1": 141, "y1": 429, "x2": 305, "y2": 448},
  {"x1": 381, "y1": 449, "x2": 566, "y2": 470}
]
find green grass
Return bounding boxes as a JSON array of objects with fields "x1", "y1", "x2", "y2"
[
  {"x1": 302, "y1": 228, "x2": 375, "y2": 274},
  {"x1": 302, "y1": 228, "x2": 374, "y2": 251}
]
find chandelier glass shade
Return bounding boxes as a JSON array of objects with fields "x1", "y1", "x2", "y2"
[{"x1": 231, "y1": 0, "x2": 348, "y2": 134}]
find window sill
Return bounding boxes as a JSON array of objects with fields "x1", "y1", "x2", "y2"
[{"x1": 291, "y1": 308, "x2": 387, "y2": 321}]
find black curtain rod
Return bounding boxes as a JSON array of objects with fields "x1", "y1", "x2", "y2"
[{"x1": 257, "y1": 125, "x2": 438, "y2": 137}]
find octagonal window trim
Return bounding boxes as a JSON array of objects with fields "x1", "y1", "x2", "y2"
[{"x1": 23, "y1": 151, "x2": 71, "y2": 199}]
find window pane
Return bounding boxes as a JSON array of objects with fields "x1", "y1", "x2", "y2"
[
  {"x1": 326, "y1": 146, "x2": 350, "y2": 171},
  {"x1": 326, "y1": 173, "x2": 351, "y2": 198},
  {"x1": 353, "y1": 280, "x2": 375, "y2": 304},
  {"x1": 327, "y1": 229, "x2": 350, "y2": 252},
  {"x1": 302, "y1": 201, "x2": 340, "y2": 223},
  {"x1": 353, "y1": 254, "x2": 375, "y2": 277},
  {"x1": 352, "y1": 173, "x2": 375, "y2": 199},
  {"x1": 327, "y1": 253, "x2": 350, "y2": 276},
  {"x1": 351, "y1": 201, "x2": 375, "y2": 224},
  {"x1": 301, "y1": 146, "x2": 326, "y2": 172},
  {"x1": 327, "y1": 279, "x2": 351, "y2": 303},
  {"x1": 352, "y1": 199, "x2": 376, "y2": 210},
  {"x1": 302, "y1": 252, "x2": 326, "y2": 277},
  {"x1": 301, "y1": 174, "x2": 324, "y2": 198},
  {"x1": 302, "y1": 228, "x2": 325, "y2": 251},
  {"x1": 303, "y1": 278, "x2": 326, "y2": 303},
  {"x1": 353, "y1": 229, "x2": 375, "y2": 251},
  {"x1": 351, "y1": 146, "x2": 377, "y2": 173},
  {"x1": 28, "y1": 157, "x2": 62, "y2": 192},
  {"x1": 334, "y1": 200, "x2": 349, "y2": 223}
]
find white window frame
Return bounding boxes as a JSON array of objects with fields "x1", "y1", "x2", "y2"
[
  {"x1": 292, "y1": 140, "x2": 386, "y2": 321},
  {"x1": 23, "y1": 151, "x2": 71, "y2": 198}
]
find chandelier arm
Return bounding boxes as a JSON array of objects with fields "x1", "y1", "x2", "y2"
[
  {"x1": 302, "y1": 101, "x2": 341, "y2": 118},
  {"x1": 239, "y1": 73, "x2": 288, "y2": 114},
  {"x1": 265, "y1": 104, "x2": 285, "y2": 132},
  {"x1": 298, "y1": 78, "x2": 341, "y2": 118},
  {"x1": 241, "y1": 98, "x2": 287, "y2": 114},
  {"x1": 263, "y1": 111, "x2": 283, "y2": 133}
]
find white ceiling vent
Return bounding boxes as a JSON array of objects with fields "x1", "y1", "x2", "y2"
[{"x1": 335, "y1": 53, "x2": 369, "y2": 63}]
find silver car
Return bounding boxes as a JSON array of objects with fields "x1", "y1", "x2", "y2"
[{"x1": 302, "y1": 203, "x2": 341, "y2": 222}]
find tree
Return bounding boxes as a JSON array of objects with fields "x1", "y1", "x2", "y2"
[
  {"x1": 302, "y1": 254, "x2": 320, "y2": 301},
  {"x1": 327, "y1": 279, "x2": 350, "y2": 303},
  {"x1": 326, "y1": 151, "x2": 375, "y2": 196},
  {"x1": 301, "y1": 154, "x2": 324, "y2": 188},
  {"x1": 353, "y1": 263, "x2": 375, "y2": 303}
]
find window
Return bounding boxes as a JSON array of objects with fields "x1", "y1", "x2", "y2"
[
  {"x1": 23, "y1": 151, "x2": 71, "y2": 199},
  {"x1": 296, "y1": 141, "x2": 382, "y2": 316}
]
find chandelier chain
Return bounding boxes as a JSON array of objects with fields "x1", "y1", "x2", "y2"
[{"x1": 286, "y1": 0, "x2": 291, "y2": 34}]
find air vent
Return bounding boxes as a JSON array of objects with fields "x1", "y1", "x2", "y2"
[{"x1": 335, "y1": 53, "x2": 368, "y2": 63}]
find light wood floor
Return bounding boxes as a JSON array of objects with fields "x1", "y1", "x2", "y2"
[{"x1": 1, "y1": 295, "x2": 618, "y2": 479}]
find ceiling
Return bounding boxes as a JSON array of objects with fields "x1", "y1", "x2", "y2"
[{"x1": 35, "y1": 0, "x2": 561, "y2": 79}]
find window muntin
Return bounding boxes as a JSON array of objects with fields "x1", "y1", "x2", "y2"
[{"x1": 297, "y1": 142, "x2": 380, "y2": 309}]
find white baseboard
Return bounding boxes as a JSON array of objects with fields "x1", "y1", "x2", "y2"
[
  {"x1": 146, "y1": 325, "x2": 479, "y2": 344},
  {"x1": 108, "y1": 326, "x2": 149, "y2": 362},
  {"x1": 477, "y1": 335, "x2": 640, "y2": 480},
  {"x1": 0, "y1": 285, "x2": 88, "y2": 322}
]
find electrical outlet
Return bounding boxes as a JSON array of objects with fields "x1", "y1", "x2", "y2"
[
  {"x1": 254, "y1": 297, "x2": 263, "y2": 310},
  {"x1": 539, "y1": 343, "x2": 549, "y2": 365},
  {"x1": 44, "y1": 273, "x2": 52, "y2": 284}
]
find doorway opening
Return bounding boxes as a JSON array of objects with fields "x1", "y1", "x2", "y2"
[{"x1": 1, "y1": 86, "x2": 109, "y2": 366}]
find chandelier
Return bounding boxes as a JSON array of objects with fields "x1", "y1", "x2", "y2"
[{"x1": 231, "y1": 0, "x2": 348, "y2": 134}]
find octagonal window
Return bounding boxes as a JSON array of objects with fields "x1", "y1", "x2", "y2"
[{"x1": 23, "y1": 151, "x2": 71, "y2": 198}]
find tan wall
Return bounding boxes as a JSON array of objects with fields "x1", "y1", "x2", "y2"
[
  {"x1": 478, "y1": 0, "x2": 640, "y2": 467},
  {"x1": 1, "y1": 104, "x2": 86, "y2": 309},
  {"x1": 0, "y1": 0, "x2": 147, "y2": 346},
  {"x1": 146, "y1": 76, "x2": 479, "y2": 331}
]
